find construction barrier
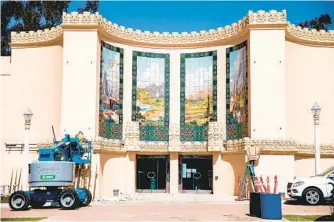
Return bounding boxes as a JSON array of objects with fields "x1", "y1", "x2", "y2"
[{"x1": 237, "y1": 175, "x2": 279, "y2": 201}]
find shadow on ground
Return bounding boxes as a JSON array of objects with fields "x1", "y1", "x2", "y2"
[
  {"x1": 283, "y1": 200, "x2": 331, "y2": 206},
  {"x1": 314, "y1": 215, "x2": 334, "y2": 221}
]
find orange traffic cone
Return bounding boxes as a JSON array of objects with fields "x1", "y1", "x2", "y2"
[
  {"x1": 273, "y1": 175, "x2": 278, "y2": 194},
  {"x1": 236, "y1": 176, "x2": 243, "y2": 201},
  {"x1": 260, "y1": 176, "x2": 267, "y2": 193},
  {"x1": 266, "y1": 176, "x2": 271, "y2": 193},
  {"x1": 254, "y1": 177, "x2": 261, "y2": 192}
]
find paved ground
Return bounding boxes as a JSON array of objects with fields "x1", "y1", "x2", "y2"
[{"x1": 1, "y1": 200, "x2": 332, "y2": 221}]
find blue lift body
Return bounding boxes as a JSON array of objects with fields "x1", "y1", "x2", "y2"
[{"x1": 9, "y1": 131, "x2": 93, "y2": 210}]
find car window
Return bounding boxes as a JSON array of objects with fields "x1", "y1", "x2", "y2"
[{"x1": 327, "y1": 171, "x2": 334, "y2": 181}]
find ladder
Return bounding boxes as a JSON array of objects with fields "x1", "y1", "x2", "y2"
[{"x1": 241, "y1": 160, "x2": 256, "y2": 199}]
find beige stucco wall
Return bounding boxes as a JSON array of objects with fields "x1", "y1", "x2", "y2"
[
  {"x1": 249, "y1": 29, "x2": 286, "y2": 140},
  {"x1": 285, "y1": 41, "x2": 334, "y2": 144},
  {"x1": 60, "y1": 30, "x2": 100, "y2": 139},
  {"x1": 255, "y1": 154, "x2": 295, "y2": 194},
  {"x1": 295, "y1": 156, "x2": 334, "y2": 178},
  {"x1": 1, "y1": 45, "x2": 62, "y2": 186}
]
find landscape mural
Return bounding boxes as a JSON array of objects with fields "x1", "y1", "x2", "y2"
[
  {"x1": 185, "y1": 56, "x2": 213, "y2": 126},
  {"x1": 100, "y1": 45, "x2": 121, "y2": 126},
  {"x1": 136, "y1": 56, "x2": 165, "y2": 126},
  {"x1": 226, "y1": 42, "x2": 248, "y2": 139}
]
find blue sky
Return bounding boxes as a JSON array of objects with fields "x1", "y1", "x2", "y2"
[{"x1": 69, "y1": 1, "x2": 334, "y2": 32}]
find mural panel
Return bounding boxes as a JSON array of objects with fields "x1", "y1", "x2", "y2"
[
  {"x1": 99, "y1": 42, "x2": 124, "y2": 139},
  {"x1": 180, "y1": 51, "x2": 217, "y2": 141},
  {"x1": 226, "y1": 41, "x2": 248, "y2": 140},
  {"x1": 132, "y1": 52, "x2": 170, "y2": 141}
]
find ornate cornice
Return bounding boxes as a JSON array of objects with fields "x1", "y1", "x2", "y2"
[
  {"x1": 223, "y1": 138, "x2": 334, "y2": 155},
  {"x1": 10, "y1": 10, "x2": 334, "y2": 47},
  {"x1": 10, "y1": 26, "x2": 63, "y2": 47},
  {"x1": 286, "y1": 23, "x2": 334, "y2": 46}
]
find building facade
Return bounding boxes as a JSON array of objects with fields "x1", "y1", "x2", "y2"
[{"x1": 1, "y1": 10, "x2": 334, "y2": 198}]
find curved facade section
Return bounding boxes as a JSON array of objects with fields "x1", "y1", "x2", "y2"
[
  {"x1": 2, "y1": 9, "x2": 334, "y2": 199},
  {"x1": 11, "y1": 10, "x2": 334, "y2": 48}
]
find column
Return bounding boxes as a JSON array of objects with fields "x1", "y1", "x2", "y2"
[
  {"x1": 60, "y1": 30, "x2": 99, "y2": 138},
  {"x1": 169, "y1": 152, "x2": 179, "y2": 194},
  {"x1": 249, "y1": 28, "x2": 286, "y2": 139}
]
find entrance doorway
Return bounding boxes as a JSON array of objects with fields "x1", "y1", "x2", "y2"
[
  {"x1": 136, "y1": 155, "x2": 169, "y2": 193},
  {"x1": 179, "y1": 155, "x2": 213, "y2": 193}
]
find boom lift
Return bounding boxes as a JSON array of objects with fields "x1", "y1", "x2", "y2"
[{"x1": 9, "y1": 127, "x2": 93, "y2": 210}]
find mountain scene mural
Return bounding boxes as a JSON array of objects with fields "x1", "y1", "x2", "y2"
[
  {"x1": 185, "y1": 56, "x2": 213, "y2": 126},
  {"x1": 136, "y1": 56, "x2": 165, "y2": 126}
]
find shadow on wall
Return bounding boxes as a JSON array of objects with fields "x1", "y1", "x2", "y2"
[
  {"x1": 222, "y1": 154, "x2": 247, "y2": 195},
  {"x1": 100, "y1": 153, "x2": 136, "y2": 197}
]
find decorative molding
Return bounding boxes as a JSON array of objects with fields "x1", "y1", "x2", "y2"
[
  {"x1": 247, "y1": 10, "x2": 287, "y2": 25},
  {"x1": 138, "y1": 141, "x2": 169, "y2": 152},
  {"x1": 10, "y1": 10, "x2": 334, "y2": 46},
  {"x1": 208, "y1": 122, "x2": 224, "y2": 152},
  {"x1": 168, "y1": 123, "x2": 181, "y2": 152},
  {"x1": 124, "y1": 121, "x2": 140, "y2": 151},
  {"x1": 222, "y1": 138, "x2": 334, "y2": 155},
  {"x1": 180, "y1": 142, "x2": 208, "y2": 152},
  {"x1": 11, "y1": 26, "x2": 63, "y2": 46},
  {"x1": 286, "y1": 23, "x2": 334, "y2": 45},
  {"x1": 92, "y1": 137, "x2": 121, "y2": 152}
]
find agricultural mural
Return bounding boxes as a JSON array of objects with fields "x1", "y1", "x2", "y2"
[
  {"x1": 99, "y1": 42, "x2": 123, "y2": 139},
  {"x1": 136, "y1": 56, "x2": 165, "y2": 126},
  {"x1": 184, "y1": 56, "x2": 213, "y2": 126},
  {"x1": 180, "y1": 51, "x2": 217, "y2": 142},
  {"x1": 226, "y1": 41, "x2": 248, "y2": 139}
]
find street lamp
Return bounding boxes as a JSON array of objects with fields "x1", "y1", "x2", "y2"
[
  {"x1": 23, "y1": 107, "x2": 33, "y2": 190},
  {"x1": 311, "y1": 103, "x2": 321, "y2": 175}
]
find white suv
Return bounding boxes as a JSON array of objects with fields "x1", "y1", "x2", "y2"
[{"x1": 287, "y1": 166, "x2": 334, "y2": 205}]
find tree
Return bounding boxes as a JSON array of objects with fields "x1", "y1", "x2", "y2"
[
  {"x1": 78, "y1": 1, "x2": 99, "y2": 13},
  {"x1": 298, "y1": 14, "x2": 332, "y2": 31},
  {"x1": 1, "y1": 1, "x2": 70, "y2": 56}
]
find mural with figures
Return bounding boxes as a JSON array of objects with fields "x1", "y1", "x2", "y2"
[
  {"x1": 99, "y1": 42, "x2": 123, "y2": 139},
  {"x1": 136, "y1": 56, "x2": 165, "y2": 126},
  {"x1": 226, "y1": 41, "x2": 248, "y2": 140},
  {"x1": 185, "y1": 57, "x2": 213, "y2": 126}
]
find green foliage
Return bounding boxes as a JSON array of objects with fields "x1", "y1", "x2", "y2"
[
  {"x1": 1, "y1": 218, "x2": 47, "y2": 221},
  {"x1": 283, "y1": 215, "x2": 333, "y2": 221},
  {"x1": 78, "y1": 1, "x2": 99, "y2": 13},
  {"x1": 298, "y1": 14, "x2": 332, "y2": 31},
  {"x1": 0, "y1": 1, "x2": 98, "y2": 56}
]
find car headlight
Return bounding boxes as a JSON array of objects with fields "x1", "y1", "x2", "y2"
[{"x1": 293, "y1": 181, "x2": 305, "y2": 187}]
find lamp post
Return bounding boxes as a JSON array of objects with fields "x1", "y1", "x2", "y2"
[
  {"x1": 311, "y1": 103, "x2": 321, "y2": 176},
  {"x1": 23, "y1": 107, "x2": 33, "y2": 191}
]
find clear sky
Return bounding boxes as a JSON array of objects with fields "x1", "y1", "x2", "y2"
[{"x1": 68, "y1": 1, "x2": 334, "y2": 32}]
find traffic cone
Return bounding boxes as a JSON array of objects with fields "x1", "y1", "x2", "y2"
[
  {"x1": 266, "y1": 176, "x2": 271, "y2": 193},
  {"x1": 246, "y1": 177, "x2": 250, "y2": 200},
  {"x1": 236, "y1": 176, "x2": 243, "y2": 201},
  {"x1": 273, "y1": 175, "x2": 278, "y2": 194},
  {"x1": 254, "y1": 177, "x2": 261, "y2": 192},
  {"x1": 260, "y1": 176, "x2": 267, "y2": 193}
]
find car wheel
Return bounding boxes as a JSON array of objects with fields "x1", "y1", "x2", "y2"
[{"x1": 303, "y1": 188, "x2": 322, "y2": 205}]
